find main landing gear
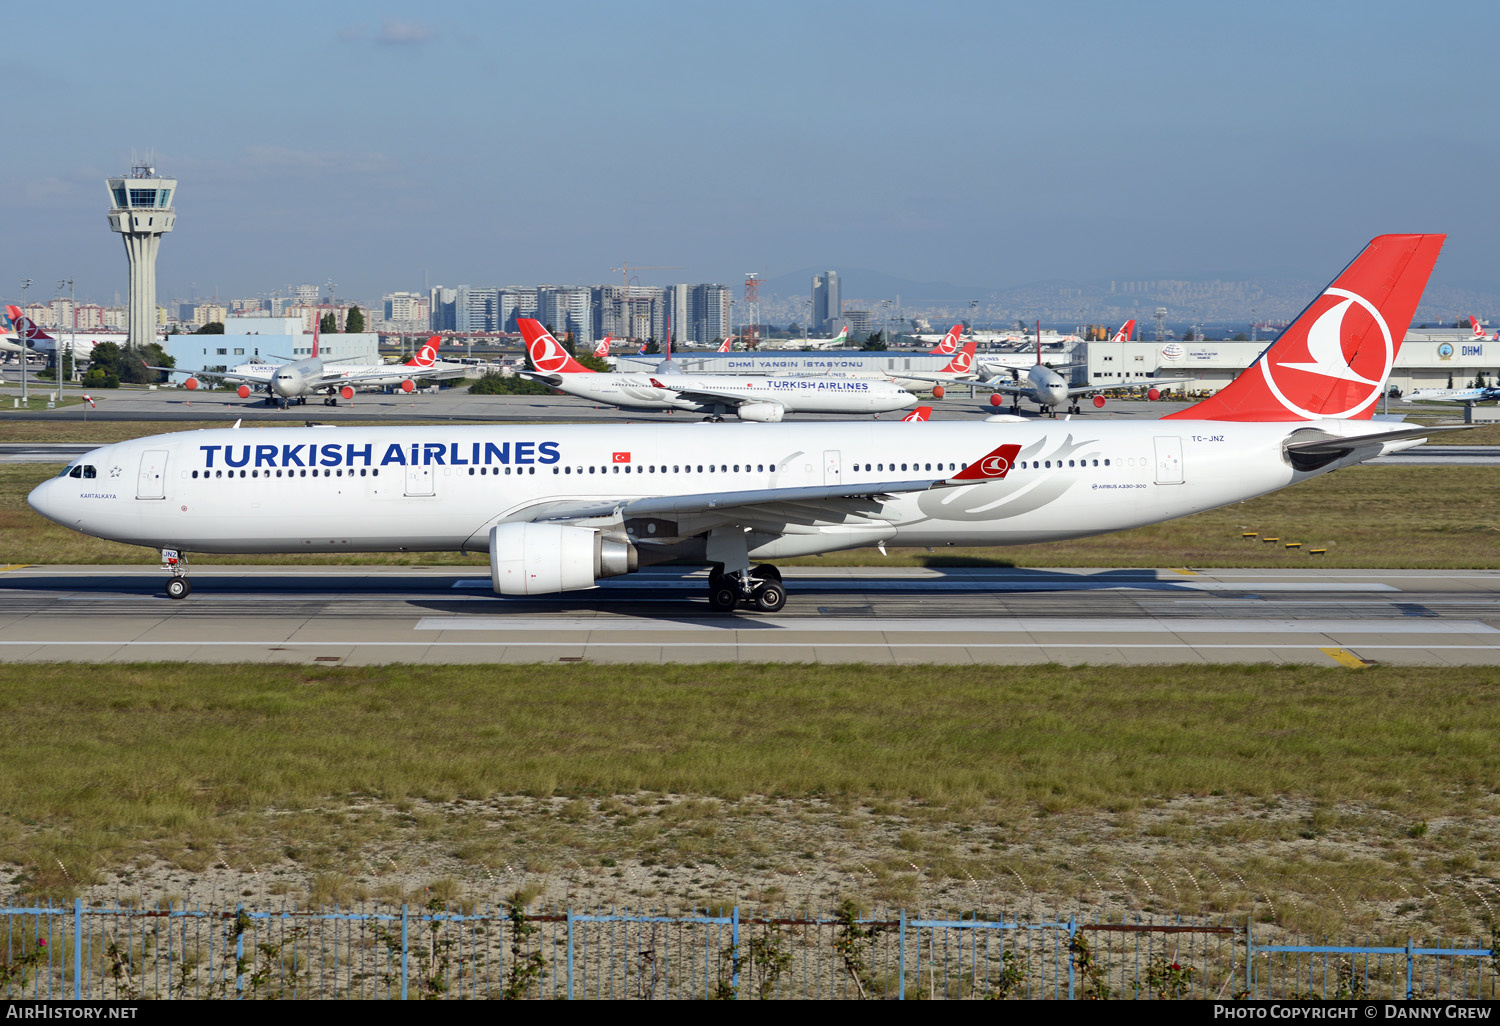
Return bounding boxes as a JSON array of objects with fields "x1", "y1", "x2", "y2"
[
  {"x1": 161, "y1": 548, "x2": 192, "y2": 600},
  {"x1": 707, "y1": 564, "x2": 787, "y2": 613}
]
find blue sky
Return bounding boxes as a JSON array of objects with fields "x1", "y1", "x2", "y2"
[{"x1": 4, "y1": 0, "x2": 1497, "y2": 304}]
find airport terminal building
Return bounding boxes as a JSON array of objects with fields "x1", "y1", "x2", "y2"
[{"x1": 1085, "y1": 327, "x2": 1496, "y2": 393}]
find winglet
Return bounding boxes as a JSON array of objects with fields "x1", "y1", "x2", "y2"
[{"x1": 948, "y1": 442, "x2": 1023, "y2": 481}]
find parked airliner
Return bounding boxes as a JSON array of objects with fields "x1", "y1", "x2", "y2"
[
  {"x1": 153, "y1": 332, "x2": 466, "y2": 407},
  {"x1": 516, "y1": 318, "x2": 917, "y2": 420},
  {"x1": 30, "y1": 235, "x2": 1455, "y2": 613}
]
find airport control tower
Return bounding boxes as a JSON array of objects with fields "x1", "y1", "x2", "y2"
[{"x1": 106, "y1": 164, "x2": 176, "y2": 346}]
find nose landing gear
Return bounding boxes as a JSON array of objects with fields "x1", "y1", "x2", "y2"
[{"x1": 707, "y1": 564, "x2": 787, "y2": 613}]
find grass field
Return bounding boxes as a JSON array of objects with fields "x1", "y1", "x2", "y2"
[
  {"x1": 3, "y1": 460, "x2": 1495, "y2": 568},
  {"x1": 1, "y1": 662, "x2": 1496, "y2": 940}
]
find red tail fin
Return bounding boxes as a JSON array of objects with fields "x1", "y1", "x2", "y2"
[
  {"x1": 518, "y1": 318, "x2": 594, "y2": 374},
  {"x1": 1471, "y1": 316, "x2": 1486, "y2": 339},
  {"x1": 6, "y1": 305, "x2": 53, "y2": 341},
  {"x1": 940, "y1": 340, "x2": 977, "y2": 375},
  {"x1": 312, "y1": 314, "x2": 320, "y2": 359},
  {"x1": 901, "y1": 405, "x2": 933, "y2": 422},
  {"x1": 1164, "y1": 234, "x2": 1445, "y2": 422},
  {"x1": 928, "y1": 324, "x2": 962, "y2": 355},
  {"x1": 405, "y1": 336, "x2": 441, "y2": 368},
  {"x1": 1111, "y1": 319, "x2": 1135, "y2": 343}
]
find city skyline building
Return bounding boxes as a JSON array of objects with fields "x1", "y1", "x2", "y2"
[
  {"x1": 105, "y1": 163, "x2": 176, "y2": 346},
  {"x1": 812, "y1": 269, "x2": 841, "y2": 333}
]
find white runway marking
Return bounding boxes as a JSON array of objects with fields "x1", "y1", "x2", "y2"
[{"x1": 413, "y1": 616, "x2": 1496, "y2": 635}]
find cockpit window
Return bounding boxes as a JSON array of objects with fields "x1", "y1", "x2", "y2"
[
  {"x1": 83, "y1": 465, "x2": 97, "y2": 479},
  {"x1": 61, "y1": 465, "x2": 78, "y2": 478},
  {"x1": 66, "y1": 465, "x2": 97, "y2": 479}
]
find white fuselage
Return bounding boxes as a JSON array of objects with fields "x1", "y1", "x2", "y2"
[
  {"x1": 1403, "y1": 388, "x2": 1498, "y2": 405},
  {"x1": 541, "y1": 372, "x2": 916, "y2": 416},
  {"x1": 29, "y1": 419, "x2": 1410, "y2": 560}
]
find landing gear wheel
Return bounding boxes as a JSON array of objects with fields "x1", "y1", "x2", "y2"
[
  {"x1": 752, "y1": 582, "x2": 787, "y2": 612},
  {"x1": 750, "y1": 564, "x2": 781, "y2": 584},
  {"x1": 165, "y1": 577, "x2": 191, "y2": 600},
  {"x1": 709, "y1": 585, "x2": 740, "y2": 612}
]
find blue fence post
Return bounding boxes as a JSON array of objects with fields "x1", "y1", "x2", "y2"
[
  {"x1": 566, "y1": 909, "x2": 575, "y2": 1001},
  {"x1": 72, "y1": 899, "x2": 81, "y2": 1002},
  {"x1": 235, "y1": 903, "x2": 244, "y2": 1000},
  {"x1": 400, "y1": 905, "x2": 409, "y2": 1001},
  {"x1": 898, "y1": 910, "x2": 906, "y2": 1001},
  {"x1": 731, "y1": 907, "x2": 740, "y2": 1000},
  {"x1": 1406, "y1": 938, "x2": 1414, "y2": 1000},
  {"x1": 1245, "y1": 921, "x2": 1254, "y2": 998},
  {"x1": 1067, "y1": 919, "x2": 1077, "y2": 1000}
]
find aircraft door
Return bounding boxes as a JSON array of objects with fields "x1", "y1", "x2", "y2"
[
  {"x1": 136, "y1": 450, "x2": 168, "y2": 499},
  {"x1": 823, "y1": 449, "x2": 842, "y2": 485},
  {"x1": 1153, "y1": 436, "x2": 1184, "y2": 485},
  {"x1": 405, "y1": 464, "x2": 435, "y2": 497}
]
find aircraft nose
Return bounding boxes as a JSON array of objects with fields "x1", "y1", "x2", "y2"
[{"x1": 27, "y1": 477, "x2": 59, "y2": 522}]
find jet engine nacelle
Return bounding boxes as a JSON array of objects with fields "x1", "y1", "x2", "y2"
[
  {"x1": 489, "y1": 523, "x2": 638, "y2": 595},
  {"x1": 1147, "y1": 387, "x2": 1161, "y2": 401},
  {"x1": 1093, "y1": 395, "x2": 1107, "y2": 409},
  {"x1": 989, "y1": 393, "x2": 1003, "y2": 407},
  {"x1": 735, "y1": 402, "x2": 784, "y2": 423},
  {"x1": 931, "y1": 384, "x2": 946, "y2": 399},
  {"x1": 400, "y1": 379, "x2": 415, "y2": 393},
  {"x1": 184, "y1": 377, "x2": 199, "y2": 391},
  {"x1": 340, "y1": 385, "x2": 355, "y2": 400},
  {"x1": 236, "y1": 385, "x2": 251, "y2": 399}
]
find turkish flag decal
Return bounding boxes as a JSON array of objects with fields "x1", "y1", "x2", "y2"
[{"x1": 612, "y1": 452, "x2": 631, "y2": 464}]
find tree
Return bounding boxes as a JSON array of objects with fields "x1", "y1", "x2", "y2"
[
  {"x1": 193, "y1": 322, "x2": 225, "y2": 334},
  {"x1": 861, "y1": 331, "x2": 887, "y2": 351},
  {"x1": 643, "y1": 340, "x2": 661, "y2": 354},
  {"x1": 1231, "y1": 332, "x2": 1248, "y2": 341},
  {"x1": 319, "y1": 312, "x2": 338, "y2": 334},
  {"x1": 344, "y1": 306, "x2": 365, "y2": 333}
]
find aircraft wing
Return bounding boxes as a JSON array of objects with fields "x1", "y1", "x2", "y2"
[
  {"x1": 1283, "y1": 424, "x2": 1468, "y2": 460},
  {"x1": 505, "y1": 442, "x2": 1025, "y2": 528},
  {"x1": 648, "y1": 381, "x2": 780, "y2": 409},
  {"x1": 147, "y1": 365, "x2": 275, "y2": 386}
]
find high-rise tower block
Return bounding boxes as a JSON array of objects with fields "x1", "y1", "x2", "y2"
[{"x1": 106, "y1": 164, "x2": 176, "y2": 346}]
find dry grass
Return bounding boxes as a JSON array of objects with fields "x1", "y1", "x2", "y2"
[{"x1": 2, "y1": 662, "x2": 1500, "y2": 938}]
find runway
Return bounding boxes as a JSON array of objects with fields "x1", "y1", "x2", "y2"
[{"x1": 1, "y1": 565, "x2": 1495, "y2": 666}]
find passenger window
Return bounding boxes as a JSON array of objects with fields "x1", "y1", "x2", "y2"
[
  {"x1": 252, "y1": 470, "x2": 258, "y2": 478},
  {"x1": 1104, "y1": 459, "x2": 1110, "y2": 466},
  {"x1": 192, "y1": 470, "x2": 198, "y2": 479},
  {"x1": 1068, "y1": 460, "x2": 1075, "y2": 467}
]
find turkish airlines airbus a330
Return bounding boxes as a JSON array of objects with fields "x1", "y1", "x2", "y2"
[
  {"x1": 515, "y1": 318, "x2": 917, "y2": 420},
  {"x1": 30, "y1": 234, "x2": 1454, "y2": 612}
]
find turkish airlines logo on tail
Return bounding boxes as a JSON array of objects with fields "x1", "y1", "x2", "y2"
[
  {"x1": 930, "y1": 325, "x2": 962, "y2": 355},
  {"x1": 941, "y1": 341, "x2": 977, "y2": 374},
  {"x1": 901, "y1": 406, "x2": 932, "y2": 422},
  {"x1": 406, "y1": 336, "x2": 440, "y2": 368},
  {"x1": 1111, "y1": 319, "x2": 1136, "y2": 343},
  {"x1": 1471, "y1": 316, "x2": 1489, "y2": 340},
  {"x1": 1261, "y1": 287, "x2": 1393, "y2": 420},
  {"x1": 530, "y1": 330, "x2": 573, "y2": 373},
  {"x1": 594, "y1": 336, "x2": 613, "y2": 358}
]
